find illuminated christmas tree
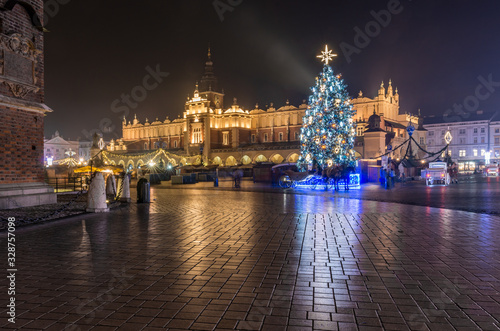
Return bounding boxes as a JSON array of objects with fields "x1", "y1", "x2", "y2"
[{"x1": 297, "y1": 46, "x2": 357, "y2": 170}]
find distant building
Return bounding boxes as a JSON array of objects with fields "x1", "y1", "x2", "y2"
[
  {"x1": 78, "y1": 140, "x2": 92, "y2": 161},
  {"x1": 423, "y1": 110, "x2": 498, "y2": 173},
  {"x1": 353, "y1": 83, "x2": 426, "y2": 161},
  {"x1": 44, "y1": 131, "x2": 104, "y2": 165},
  {"x1": 44, "y1": 131, "x2": 80, "y2": 164}
]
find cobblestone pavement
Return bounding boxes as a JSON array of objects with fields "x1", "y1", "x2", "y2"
[
  {"x1": 158, "y1": 174, "x2": 500, "y2": 215},
  {"x1": 1, "y1": 189, "x2": 500, "y2": 330}
]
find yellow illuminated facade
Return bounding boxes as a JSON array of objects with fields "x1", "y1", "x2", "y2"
[{"x1": 113, "y1": 50, "x2": 422, "y2": 168}]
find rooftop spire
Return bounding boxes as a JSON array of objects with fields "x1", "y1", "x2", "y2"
[{"x1": 200, "y1": 46, "x2": 218, "y2": 93}]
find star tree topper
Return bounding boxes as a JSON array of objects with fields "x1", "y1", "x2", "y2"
[{"x1": 317, "y1": 45, "x2": 337, "y2": 65}]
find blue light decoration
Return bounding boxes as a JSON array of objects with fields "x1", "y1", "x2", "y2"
[
  {"x1": 406, "y1": 121, "x2": 415, "y2": 137},
  {"x1": 297, "y1": 45, "x2": 357, "y2": 172},
  {"x1": 293, "y1": 174, "x2": 361, "y2": 190}
]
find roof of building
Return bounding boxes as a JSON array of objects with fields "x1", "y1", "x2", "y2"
[
  {"x1": 384, "y1": 119, "x2": 406, "y2": 129},
  {"x1": 277, "y1": 100, "x2": 298, "y2": 111},
  {"x1": 423, "y1": 110, "x2": 498, "y2": 125},
  {"x1": 44, "y1": 136, "x2": 74, "y2": 145}
]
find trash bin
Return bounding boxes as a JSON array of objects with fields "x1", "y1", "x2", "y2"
[
  {"x1": 214, "y1": 177, "x2": 218, "y2": 187},
  {"x1": 137, "y1": 178, "x2": 150, "y2": 203}
]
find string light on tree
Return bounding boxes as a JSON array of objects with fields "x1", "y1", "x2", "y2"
[{"x1": 298, "y1": 45, "x2": 357, "y2": 170}]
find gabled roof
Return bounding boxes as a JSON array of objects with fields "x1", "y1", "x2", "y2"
[
  {"x1": 250, "y1": 108, "x2": 266, "y2": 114},
  {"x1": 277, "y1": 104, "x2": 298, "y2": 111},
  {"x1": 44, "y1": 136, "x2": 72, "y2": 146}
]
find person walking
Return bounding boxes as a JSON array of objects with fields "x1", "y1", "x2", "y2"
[
  {"x1": 385, "y1": 164, "x2": 392, "y2": 189},
  {"x1": 447, "y1": 163, "x2": 454, "y2": 184},
  {"x1": 380, "y1": 166, "x2": 386, "y2": 188},
  {"x1": 389, "y1": 163, "x2": 396, "y2": 188},
  {"x1": 398, "y1": 162, "x2": 405, "y2": 186},
  {"x1": 452, "y1": 163, "x2": 459, "y2": 183}
]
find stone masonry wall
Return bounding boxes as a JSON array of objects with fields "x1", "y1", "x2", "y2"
[{"x1": 0, "y1": 0, "x2": 45, "y2": 184}]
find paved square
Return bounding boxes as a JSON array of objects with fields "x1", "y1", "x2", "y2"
[{"x1": 1, "y1": 189, "x2": 499, "y2": 330}]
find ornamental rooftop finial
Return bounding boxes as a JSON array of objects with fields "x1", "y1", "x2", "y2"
[{"x1": 317, "y1": 45, "x2": 337, "y2": 65}]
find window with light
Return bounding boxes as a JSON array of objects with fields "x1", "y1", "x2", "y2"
[{"x1": 193, "y1": 128, "x2": 202, "y2": 144}]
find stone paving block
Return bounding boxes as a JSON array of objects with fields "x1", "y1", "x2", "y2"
[
  {"x1": 314, "y1": 320, "x2": 339, "y2": 330},
  {"x1": 2, "y1": 189, "x2": 500, "y2": 330}
]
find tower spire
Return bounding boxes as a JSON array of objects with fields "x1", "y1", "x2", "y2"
[{"x1": 200, "y1": 46, "x2": 218, "y2": 93}]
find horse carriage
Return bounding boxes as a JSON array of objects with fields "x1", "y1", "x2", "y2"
[
  {"x1": 275, "y1": 164, "x2": 357, "y2": 191},
  {"x1": 421, "y1": 162, "x2": 450, "y2": 186}
]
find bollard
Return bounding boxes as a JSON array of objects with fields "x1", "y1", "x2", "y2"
[
  {"x1": 106, "y1": 174, "x2": 117, "y2": 195},
  {"x1": 137, "y1": 178, "x2": 150, "y2": 203},
  {"x1": 118, "y1": 175, "x2": 131, "y2": 203},
  {"x1": 86, "y1": 173, "x2": 109, "y2": 212}
]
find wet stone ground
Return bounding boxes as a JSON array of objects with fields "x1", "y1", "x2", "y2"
[{"x1": 0, "y1": 188, "x2": 499, "y2": 330}]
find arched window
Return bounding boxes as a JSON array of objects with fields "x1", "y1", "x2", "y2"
[
  {"x1": 226, "y1": 156, "x2": 237, "y2": 166},
  {"x1": 271, "y1": 154, "x2": 284, "y2": 164},
  {"x1": 255, "y1": 155, "x2": 267, "y2": 163},
  {"x1": 241, "y1": 155, "x2": 252, "y2": 165},
  {"x1": 288, "y1": 153, "x2": 300, "y2": 163},
  {"x1": 213, "y1": 156, "x2": 222, "y2": 165}
]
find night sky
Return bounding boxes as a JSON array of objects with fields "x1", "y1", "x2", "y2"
[{"x1": 44, "y1": 0, "x2": 500, "y2": 141}]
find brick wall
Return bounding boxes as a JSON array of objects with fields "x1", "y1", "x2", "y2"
[
  {"x1": 0, "y1": 0, "x2": 45, "y2": 184},
  {"x1": 0, "y1": 105, "x2": 45, "y2": 183}
]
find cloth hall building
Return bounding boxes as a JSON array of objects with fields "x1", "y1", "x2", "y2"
[{"x1": 109, "y1": 51, "x2": 425, "y2": 169}]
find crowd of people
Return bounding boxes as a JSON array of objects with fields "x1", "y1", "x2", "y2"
[{"x1": 379, "y1": 162, "x2": 399, "y2": 189}]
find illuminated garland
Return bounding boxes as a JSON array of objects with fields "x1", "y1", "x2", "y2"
[{"x1": 101, "y1": 148, "x2": 197, "y2": 167}]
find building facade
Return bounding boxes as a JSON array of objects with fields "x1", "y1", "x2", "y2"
[
  {"x1": 0, "y1": 0, "x2": 56, "y2": 208},
  {"x1": 44, "y1": 132, "x2": 102, "y2": 165},
  {"x1": 352, "y1": 82, "x2": 426, "y2": 161},
  {"x1": 107, "y1": 51, "x2": 422, "y2": 170},
  {"x1": 423, "y1": 111, "x2": 498, "y2": 173},
  {"x1": 44, "y1": 131, "x2": 80, "y2": 164}
]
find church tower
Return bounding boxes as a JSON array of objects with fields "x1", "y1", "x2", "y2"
[
  {"x1": 199, "y1": 47, "x2": 224, "y2": 109},
  {"x1": 0, "y1": 0, "x2": 56, "y2": 208}
]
